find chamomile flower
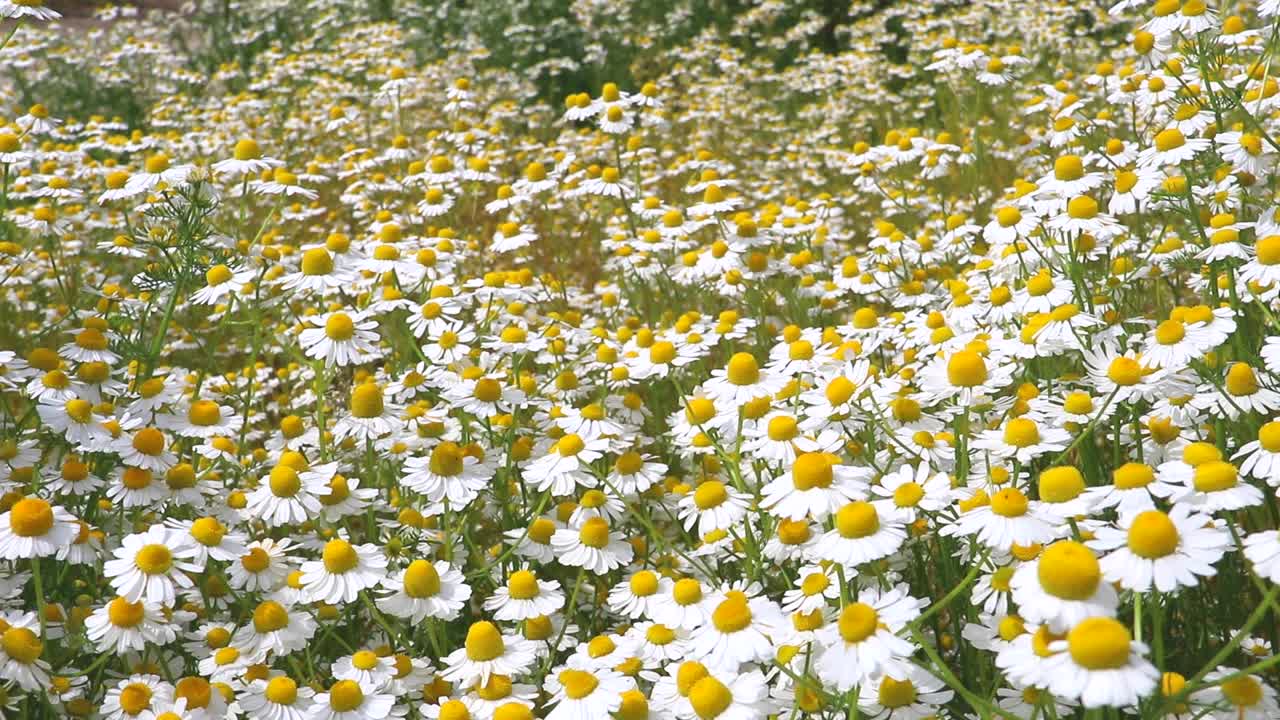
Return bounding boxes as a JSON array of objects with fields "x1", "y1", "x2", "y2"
[
  {"x1": 484, "y1": 568, "x2": 564, "y2": 621},
  {"x1": 1090, "y1": 506, "x2": 1230, "y2": 592},
  {"x1": 245, "y1": 463, "x2": 329, "y2": 527},
  {"x1": 103, "y1": 525, "x2": 202, "y2": 605},
  {"x1": 299, "y1": 537, "x2": 388, "y2": 605},
  {"x1": 870, "y1": 462, "x2": 951, "y2": 522},
  {"x1": 0, "y1": 496, "x2": 78, "y2": 560},
  {"x1": 85, "y1": 597, "x2": 176, "y2": 654},
  {"x1": 543, "y1": 667, "x2": 630, "y2": 720},
  {"x1": 240, "y1": 676, "x2": 315, "y2": 720},
  {"x1": 811, "y1": 500, "x2": 907, "y2": 568},
  {"x1": 299, "y1": 312, "x2": 381, "y2": 367},
  {"x1": 310, "y1": 679, "x2": 399, "y2": 720},
  {"x1": 1010, "y1": 540, "x2": 1119, "y2": 633},
  {"x1": 441, "y1": 621, "x2": 538, "y2": 687},
  {"x1": 1041, "y1": 617, "x2": 1159, "y2": 708},
  {"x1": 815, "y1": 585, "x2": 922, "y2": 690},
  {"x1": 689, "y1": 588, "x2": 783, "y2": 669},
  {"x1": 231, "y1": 600, "x2": 317, "y2": 659},
  {"x1": 760, "y1": 452, "x2": 871, "y2": 521},
  {"x1": 550, "y1": 517, "x2": 634, "y2": 574}
]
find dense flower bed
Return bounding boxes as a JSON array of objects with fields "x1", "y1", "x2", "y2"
[{"x1": 2, "y1": 0, "x2": 1280, "y2": 718}]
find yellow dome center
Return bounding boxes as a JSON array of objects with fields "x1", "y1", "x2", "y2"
[
  {"x1": 1067, "y1": 617, "x2": 1132, "y2": 670},
  {"x1": 836, "y1": 501, "x2": 880, "y2": 538},
  {"x1": 1038, "y1": 541, "x2": 1101, "y2": 600},
  {"x1": 322, "y1": 539, "x2": 359, "y2": 573},
  {"x1": 135, "y1": 544, "x2": 173, "y2": 574}
]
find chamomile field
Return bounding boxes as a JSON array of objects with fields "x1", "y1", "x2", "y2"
[{"x1": 4, "y1": 0, "x2": 1280, "y2": 718}]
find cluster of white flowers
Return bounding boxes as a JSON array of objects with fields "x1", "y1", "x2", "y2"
[{"x1": 2, "y1": 0, "x2": 1280, "y2": 719}]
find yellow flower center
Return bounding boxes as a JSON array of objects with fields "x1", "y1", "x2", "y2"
[
  {"x1": 689, "y1": 676, "x2": 733, "y2": 720},
  {"x1": 402, "y1": 559, "x2": 442, "y2": 597},
  {"x1": 132, "y1": 428, "x2": 167, "y2": 456},
  {"x1": 947, "y1": 350, "x2": 988, "y2": 387},
  {"x1": 301, "y1": 248, "x2": 334, "y2": 276},
  {"x1": 1108, "y1": 357, "x2": 1143, "y2": 386},
  {"x1": 350, "y1": 650, "x2": 379, "y2": 671},
  {"x1": 324, "y1": 313, "x2": 355, "y2": 341},
  {"x1": 838, "y1": 603, "x2": 879, "y2": 643},
  {"x1": 1027, "y1": 272, "x2": 1054, "y2": 296},
  {"x1": 878, "y1": 676, "x2": 918, "y2": 708},
  {"x1": 108, "y1": 597, "x2": 145, "y2": 628},
  {"x1": 1154, "y1": 128, "x2": 1185, "y2": 152},
  {"x1": 1257, "y1": 235, "x2": 1280, "y2": 265},
  {"x1": 233, "y1": 138, "x2": 261, "y2": 161},
  {"x1": 629, "y1": 570, "x2": 658, "y2": 596},
  {"x1": 792, "y1": 453, "x2": 835, "y2": 490},
  {"x1": 1154, "y1": 319, "x2": 1185, "y2": 345},
  {"x1": 236, "y1": 544, "x2": 272, "y2": 573},
  {"x1": 1221, "y1": 676, "x2": 1264, "y2": 708},
  {"x1": 135, "y1": 544, "x2": 173, "y2": 574},
  {"x1": 578, "y1": 517, "x2": 611, "y2": 548},
  {"x1": 1039, "y1": 467, "x2": 1084, "y2": 503},
  {"x1": 801, "y1": 572, "x2": 829, "y2": 596},
  {"x1": 350, "y1": 383, "x2": 385, "y2": 418},
  {"x1": 253, "y1": 601, "x2": 290, "y2": 632},
  {"x1": 118, "y1": 684, "x2": 152, "y2": 715},
  {"x1": 587, "y1": 635, "x2": 615, "y2": 657},
  {"x1": 465, "y1": 621, "x2": 505, "y2": 661},
  {"x1": 826, "y1": 376, "x2": 856, "y2": 405},
  {"x1": 673, "y1": 578, "x2": 703, "y2": 605},
  {"x1": 322, "y1": 539, "x2": 359, "y2": 574},
  {"x1": 206, "y1": 264, "x2": 233, "y2": 286},
  {"x1": 711, "y1": 592, "x2": 752, "y2": 633},
  {"x1": 999, "y1": 614, "x2": 1026, "y2": 641},
  {"x1": 429, "y1": 442, "x2": 466, "y2": 476},
  {"x1": 1, "y1": 627, "x2": 42, "y2": 664},
  {"x1": 1038, "y1": 541, "x2": 1101, "y2": 600},
  {"x1": 9, "y1": 498, "x2": 53, "y2": 537},
  {"x1": 269, "y1": 465, "x2": 301, "y2": 497},
  {"x1": 685, "y1": 398, "x2": 717, "y2": 424},
  {"x1": 65, "y1": 398, "x2": 93, "y2": 424},
  {"x1": 1127, "y1": 511, "x2": 1179, "y2": 558},
  {"x1": 473, "y1": 378, "x2": 502, "y2": 403},
  {"x1": 649, "y1": 342, "x2": 677, "y2": 364},
  {"x1": 612, "y1": 450, "x2": 644, "y2": 476},
  {"x1": 1066, "y1": 196, "x2": 1098, "y2": 220},
  {"x1": 556, "y1": 434, "x2": 586, "y2": 457},
  {"x1": 1113, "y1": 463, "x2": 1155, "y2": 489},
  {"x1": 893, "y1": 482, "x2": 925, "y2": 507},
  {"x1": 725, "y1": 353, "x2": 759, "y2": 385},
  {"x1": 174, "y1": 677, "x2": 211, "y2": 710},
  {"x1": 1003, "y1": 418, "x2": 1041, "y2": 447},
  {"x1": 507, "y1": 570, "x2": 540, "y2": 599},
  {"x1": 187, "y1": 400, "x2": 222, "y2": 426},
  {"x1": 1054, "y1": 155, "x2": 1083, "y2": 181},
  {"x1": 1258, "y1": 422, "x2": 1280, "y2": 453},
  {"x1": 328, "y1": 680, "x2": 364, "y2": 712},
  {"x1": 1193, "y1": 460, "x2": 1237, "y2": 492},
  {"x1": 474, "y1": 674, "x2": 512, "y2": 701},
  {"x1": 1226, "y1": 363, "x2": 1259, "y2": 396},
  {"x1": 265, "y1": 676, "x2": 298, "y2": 705},
  {"x1": 1067, "y1": 617, "x2": 1132, "y2": 670},
  {"x1": 1064, "y1": 391, "x2": 1094, "y2": 414},
  {"x1": 766, "y1": 415, "x2": 799, "y2": 441},
  {"x1": 996, "y1": 207, "x2": 1022, "y2": 227},
  {"x1": 835, "y1": 501, "x2": 879, "y2": 538},
  {"x1": 559, "y1": 669, "x2": 599, "y2": 699},
  {"x1": 693, "y1": 480, "x2": 729, "y2": 510},
  {"x1": 144, "y1": 154, "x2": 170, "y2": 173}
]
